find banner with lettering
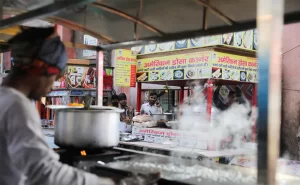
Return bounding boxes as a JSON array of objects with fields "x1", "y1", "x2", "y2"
[
  {"x1": 136, "y1": 51, "x2": 211, "y2": 82},
  {"x1": 211, "y1": 51, "x2": 258, "y2": 82},
  {"x1": 114, "y1": 49, "x2": 137, "y2": 87}
]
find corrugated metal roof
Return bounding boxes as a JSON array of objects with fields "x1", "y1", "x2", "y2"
[{"x1": 1, "y1": 0, "x2": 300, "y2": 49}]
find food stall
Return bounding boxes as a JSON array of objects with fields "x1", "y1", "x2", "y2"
[
  {"x1": 1, "y1": 0, "x2": 300, "y2": 184},
  {"x1": 133, "y1": 30, "x2": 257, "y2": 120},
  {"x1": 116, "y1": 35, "x2": 258, "y2": 162}
]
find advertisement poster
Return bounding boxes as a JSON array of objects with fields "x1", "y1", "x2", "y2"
[
  {"x1": 211, "y1": 52, "x2": 257, "y2": 82},
  {"x1": 53, "y1": 74, "x2": 67, "y2": 89},
  {"x1": 136, "y1": 51, "x2": 211, "y2": 82},
  {"x1": 67, "y1": 66, "x2": 96, "y2": 89},
  {"x1": 114, "y1": 49, "x2": 137, "y2": 87}
]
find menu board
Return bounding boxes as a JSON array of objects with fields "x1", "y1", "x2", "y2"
[
  {"x1": 136, "y1": 51, "x2": 211, "y2": 82},
  {"x1": 211, "y1": 52, "x2": 258, "y2": 82},
  {"x1": 67, "y1": 66, "x2": 96, "y2": 88},
  {"x1": 114, "y1": 49, "x2": 137, "y2": 87},
  {"x1": 136, "y1": 51, "x2": 258, "y2": 83}
]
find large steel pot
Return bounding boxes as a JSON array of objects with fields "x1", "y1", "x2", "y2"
[{"x1": 54, "y1": 106, "x2": 123, "y2": 149}]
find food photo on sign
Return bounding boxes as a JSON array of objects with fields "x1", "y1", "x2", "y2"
[
  {"x1": 222, "y1": 33, "x2": 234, "y2": 45},
  {"x1": 212, "y1": 67, "x2": 222, "y2": 79},
  {"x1": 175, "y1": 40, "x2": 188, "y2": 49},
  {"x1": 136, "y1": 72, "x2": 149, "y2": 82},
  {"x1": 173, "y1": 69, "x2": 184, "y2": 80},
  {"x1": 185, "y1": 68, "x2": 196, "y2": 79}
]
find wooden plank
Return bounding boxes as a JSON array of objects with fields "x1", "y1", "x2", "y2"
[
  {"x1": 0, "y1": 26, "x2": 21, "y2": 35},
  {"x1": 67, "y1": 59, "x2": 90, "y2": 65}
]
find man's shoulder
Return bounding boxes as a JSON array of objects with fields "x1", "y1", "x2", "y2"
[
  {"x1": 142, "y1": 102, "x2": 150, "y2": 107},
  {"x1": 0, "y1": 87, "x2": 31, "y2": 109}
]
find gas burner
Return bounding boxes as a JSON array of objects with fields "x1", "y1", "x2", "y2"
[{"x1": 55, "y1": 148, "x2": 108, "y2": 156}]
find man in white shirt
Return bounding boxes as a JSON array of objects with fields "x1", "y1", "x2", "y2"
[
  {"x1": 0, "y1": 27, "x2": 148, "y2": 185},
  {"x1": 140, "y1": 92, "x2": 163, "y2": 115}
]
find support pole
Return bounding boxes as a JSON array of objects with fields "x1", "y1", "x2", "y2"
[
  {"x1": 0, "y1": 53, "x2": 3, "y2": 73},
  {"x1": 257, "y1": 0, "x2": 284, "y2": 184},
  {"x1": 96, "y1": 51, "x2": 104, "y2": 106},
  {"x1": 136, "y1": 83, "x2": 142, "y2": 112},
  {"x1": 180, "y1": 86, "x2": 184, "y2": 104},
  {"x1": 252, "y1": 84, "x2": 257, "y2": 106},
  {"x1": 206, "y1": 79, "x2": 213, "y2": 121}
]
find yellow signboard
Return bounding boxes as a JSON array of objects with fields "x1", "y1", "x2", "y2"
[
  {"x1": 136, "y1": 51, "x2": 212, "y2": 82},
  {"x1": 114, "y1": 49, "x2": 137, "y2": 87},
  {"x1": 211, "y1": 51, "x2": 257, "y2": 82},
  {"x1": 136, "y1": 51, "x2": 258, "y2": 83}
]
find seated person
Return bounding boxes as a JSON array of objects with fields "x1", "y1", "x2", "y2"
[
  {"x1": 110, "y1": 94, "x2": 119, "y2": 108},
  {"x1": 119, "y1": 93, "x2": 134, "y2": 132}
]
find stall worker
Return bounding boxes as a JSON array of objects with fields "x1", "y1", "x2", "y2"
[
  {"x1": 110, "y1": 94, "x2": 119, "y2": 108},
  {"x1": 119, "y1": 93, "x2": 134, "y2": 132},
  {"x1": 140, "y1": 92, "x2": 163, "y2": 115},
  {"x1": 0, "y1": 27, "x2": 144, "y2": 185}
]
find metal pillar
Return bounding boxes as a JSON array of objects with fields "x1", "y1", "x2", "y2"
[
  {"x1": 252, "y1": 84, "x2": 257, "y2": 106},
  {"x1": 206, "y1": 79, "x2": 213, "y2": 121},
  {"x1": 257, "y1": 0, "x2": 284, "y2": 184},
  {"x1": 96, "y1": 51, "x2": 104, "y2": 106},
  {"x1": 136, "y1": 83, "x2": 142, "y2": 112},
  {"x1": 180, "y1": 86, "x2": 184, "y2": 104},
  {"x1": 0, "y1": 53, "x2": 3, "y2": 73}
]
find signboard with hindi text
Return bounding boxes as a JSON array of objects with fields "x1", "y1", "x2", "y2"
[
  {"x1": 136, "y1": 51, "x2": 257, "y2": 83},
  {"x1": 114, "y1": 49, "x2": 137, "y2": 87},
  {"x1": 136, "y1": 51, "x2": 211, "y2": 82},
  {"x1": 211, "y1": 51, "x2": 257, "y2": 82}
]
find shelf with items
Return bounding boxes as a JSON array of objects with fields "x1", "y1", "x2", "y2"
[{"x1": 38, "y1": 63, "x2": 114, "y2": 123}]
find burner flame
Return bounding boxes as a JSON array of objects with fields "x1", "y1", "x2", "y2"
[{"x1": 80, "y1": 150, "x2": 87, "y2": 156}]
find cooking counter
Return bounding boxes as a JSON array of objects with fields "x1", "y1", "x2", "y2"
[
  {"x1": 42, "y1": 128, "x2": 300, "y2": 185},
  {"x1": 42, "y1": 128, "x2": 255, "y2": 159}
]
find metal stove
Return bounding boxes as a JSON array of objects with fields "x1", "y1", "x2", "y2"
[
  {"x1": 55, "y1": 147, "x2": 257, "y2": 185},
  {"x1": 56, "y1": 147, "x2": 186, "y2": 185}
]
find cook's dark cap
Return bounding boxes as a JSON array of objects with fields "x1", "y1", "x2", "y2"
[
  {"x1": 8, "y1": 26, "x2": 67, "y2": 72},
  {"x1": 119, "y1": 93, "x2": 127, "y2": 100}
]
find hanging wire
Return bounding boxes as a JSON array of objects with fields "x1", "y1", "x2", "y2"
[{"x1": 134, "y1": 0, "x2": 143, "y2": 40}]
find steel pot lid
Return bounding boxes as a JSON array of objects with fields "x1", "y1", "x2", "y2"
[{"x1": 48, "y1": 105, "x2": 124, "y2": 113}]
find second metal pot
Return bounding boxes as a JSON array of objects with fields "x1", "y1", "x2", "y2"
[{"x1": 151, "y1": 113, "x2": 175, "y2": 121}]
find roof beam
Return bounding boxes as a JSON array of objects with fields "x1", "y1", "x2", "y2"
[
  {"x1": 45, "y1": 17, "x2": 114, "y2": 43},
  {"x1": 194, "y1": 0, "x2": 235, "y2": 26},
  {"x1": 0, "y1": 0, "x2": 95, "y2": 30},
  {"x1": 91, "y1": 2, "x2": 164, "y2": 36}
]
